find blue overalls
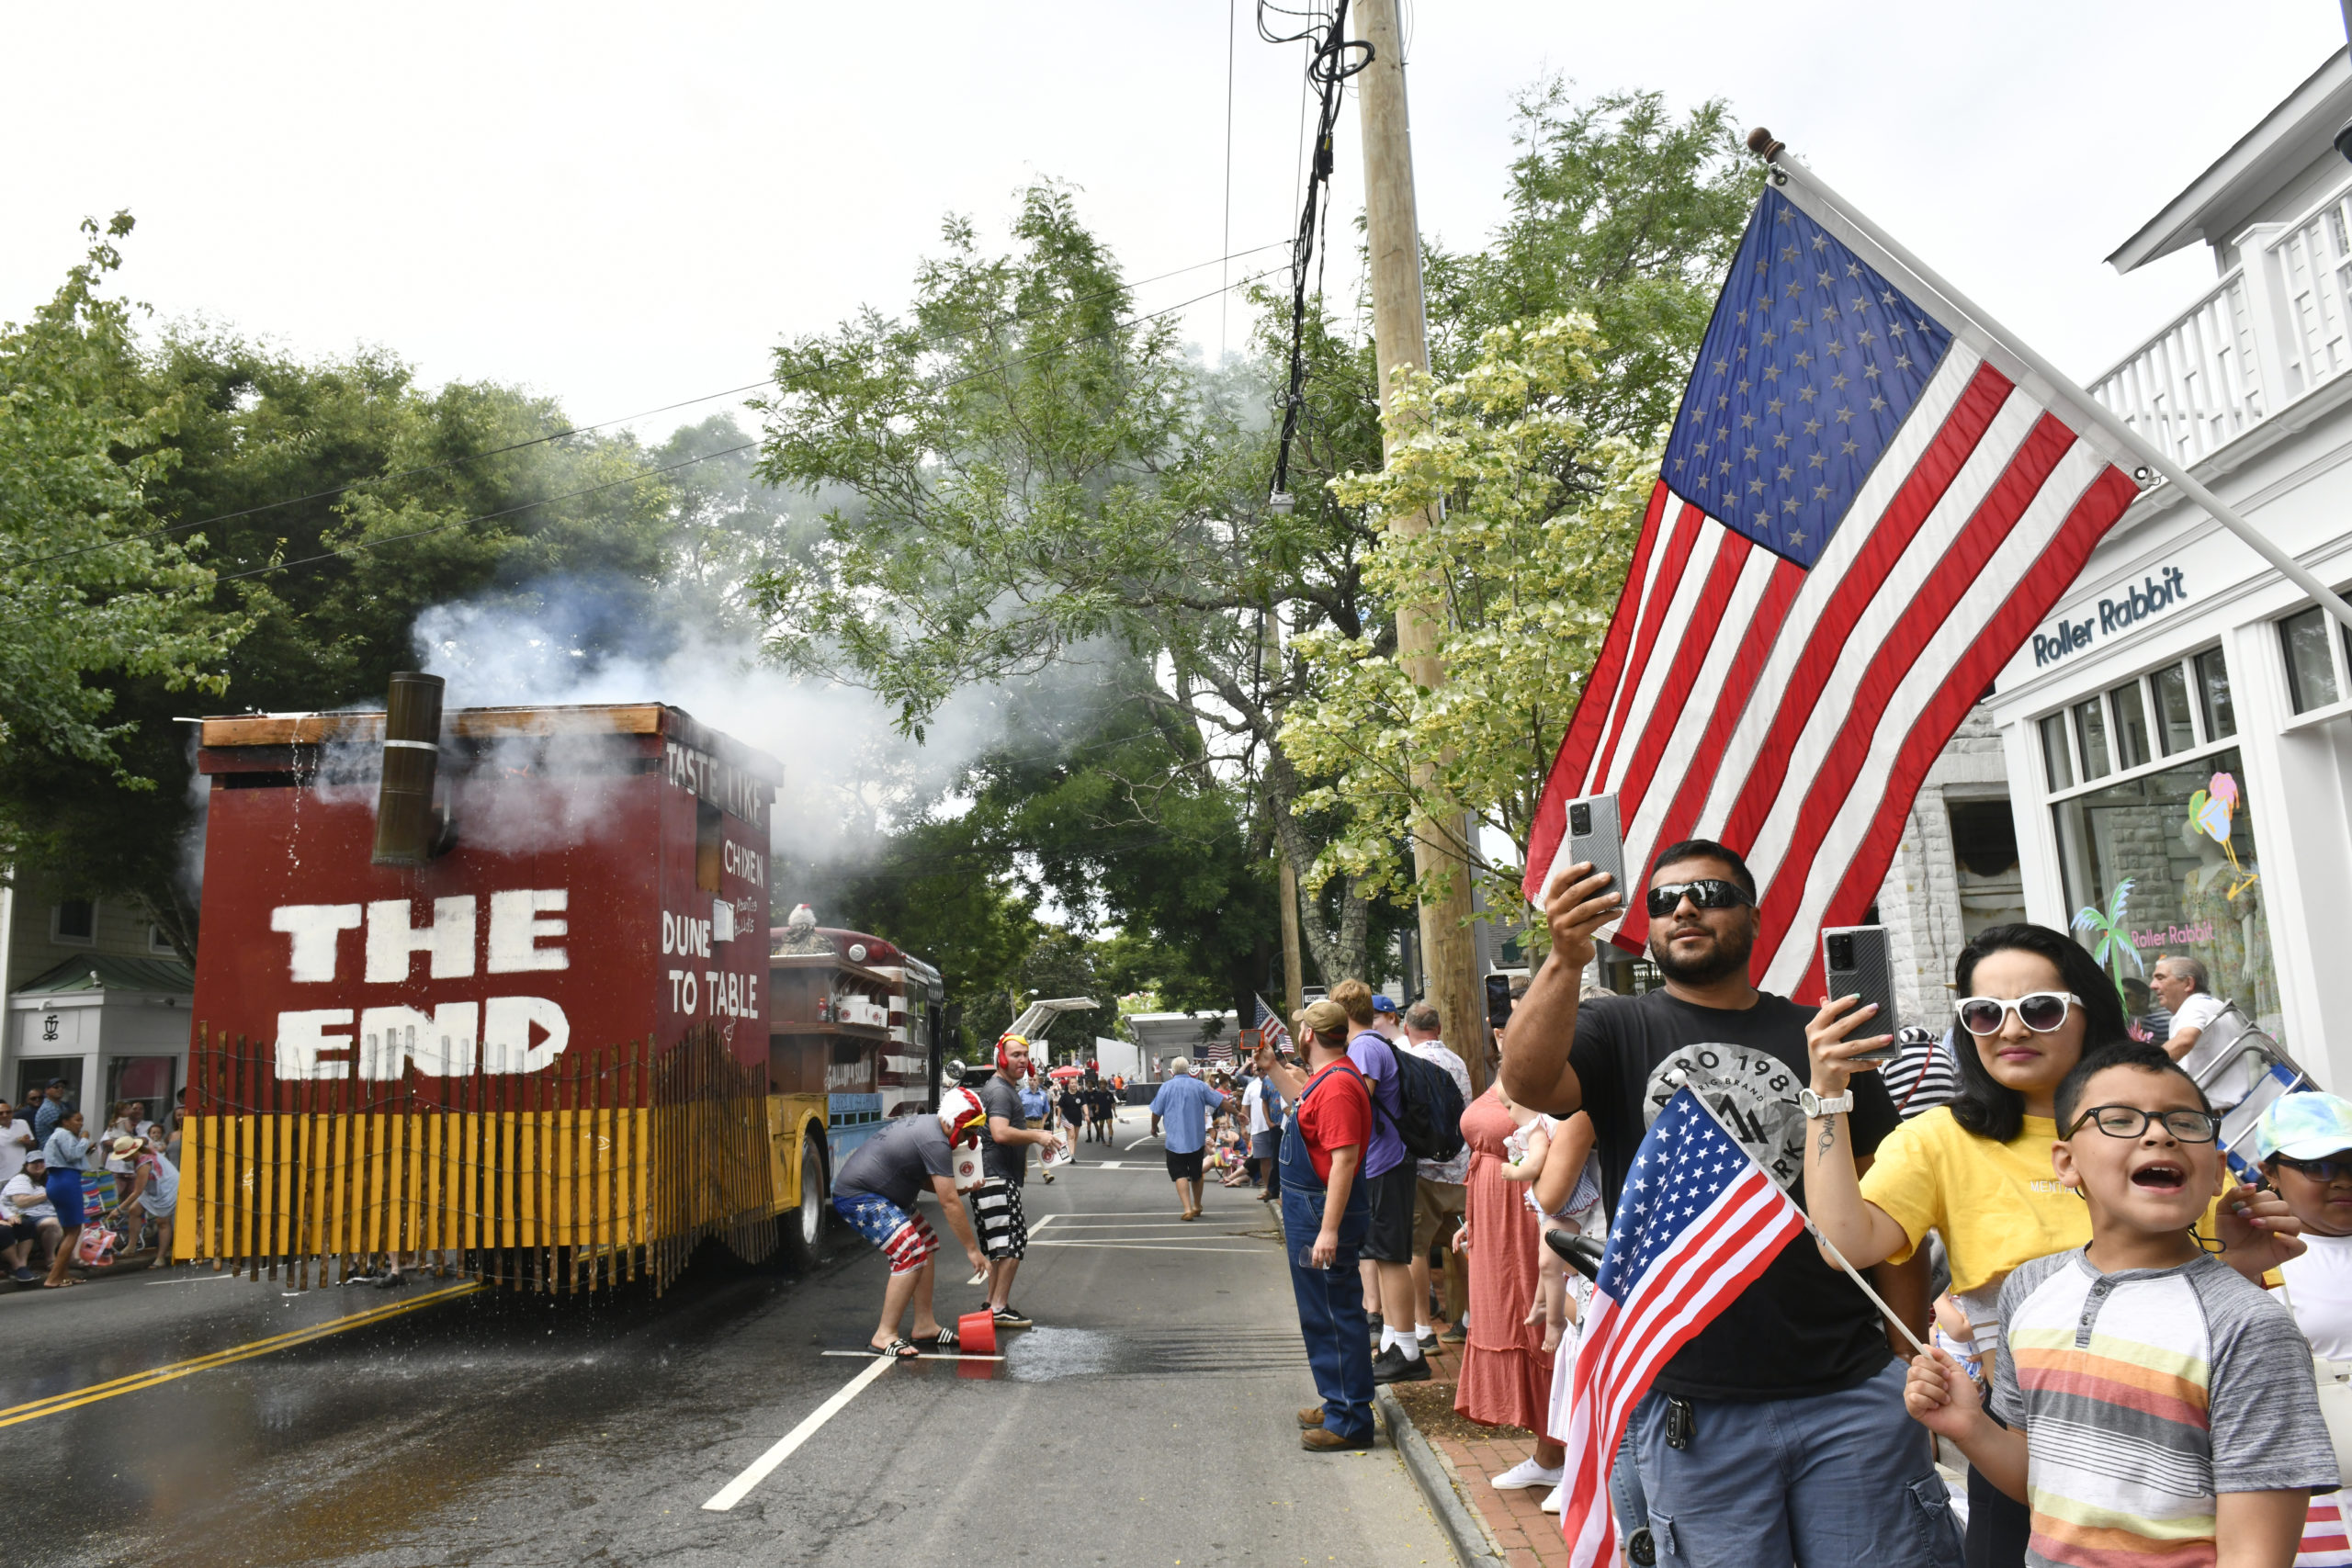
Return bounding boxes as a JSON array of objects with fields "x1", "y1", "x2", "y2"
[{"x1": 1279, "y1": 1065, "x2": 1374, "y2": 1441}]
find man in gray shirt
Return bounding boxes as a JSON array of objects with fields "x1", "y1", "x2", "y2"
[
  {"x1": 832, "y1": 1090, "x2": 992, "y2": 1358},
  {"x1": 973, "y1": 1034, "x2": 1060, "y2": 1332}
]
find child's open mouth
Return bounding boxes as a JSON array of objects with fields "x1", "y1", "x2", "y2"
[{"x1": 2131, "y1": 1161, "x2": 2188, "y2": 1190}]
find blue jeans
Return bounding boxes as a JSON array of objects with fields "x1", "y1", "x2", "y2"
[
  {"x1": 1627, "y1": 1359, "x2": 1962, "y2": 1568},
  {"x1": 1280, "y1": 1183, "x2": 1373, "y2": 1440}
]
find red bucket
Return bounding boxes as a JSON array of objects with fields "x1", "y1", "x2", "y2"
[{"x1": 956, "y1": 1309, "x2": 998, "y2": 1357}]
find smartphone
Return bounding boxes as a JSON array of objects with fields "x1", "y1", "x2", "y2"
[
  {"x1": 1821, "y1": 925, "x2": 1901, "y2": 1063},
  {"x1": 1565, "y1": 792, "x2": 1625, "y2": 904},
  {"x1": 1486, "y1": 972, "x2": 1515, "y2": 1035}
]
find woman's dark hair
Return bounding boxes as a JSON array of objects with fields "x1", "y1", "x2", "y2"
[{"x1": 1947, "y1": 922, "x2": 2132, "y2": 1143}]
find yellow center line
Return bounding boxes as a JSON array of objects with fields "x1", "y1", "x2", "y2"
[{"x1": 0, "y1": 1280, "x2": 482, "y2": 1428}]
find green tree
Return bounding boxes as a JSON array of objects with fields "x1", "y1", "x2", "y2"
[{"x1": 0, "y1": 214, "x2": 243, "y2": 788}]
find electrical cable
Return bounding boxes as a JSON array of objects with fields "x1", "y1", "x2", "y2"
[
  {"x1": 209, "y1": 262, "x2": 1292, "y2": 588},
  {"x1": 12, "y1": 239, "x2": 1295, "y2": 575},
  {"x1": 1264, "y1": 0, "x2": 1371, "y2": 505}
]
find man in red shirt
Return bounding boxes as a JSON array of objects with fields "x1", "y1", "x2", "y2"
[{"x1": 1256, "y1": 998, "x2": 1375, "y2": 1451}]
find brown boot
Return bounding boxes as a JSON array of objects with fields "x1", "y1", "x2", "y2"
[
  {"x1": 1301, "y1": 1427, "x2": 1374, "y2": 1452},
  {"x1": 1298, "y1": 1404, "x2": 1326, "y2": 1428}
]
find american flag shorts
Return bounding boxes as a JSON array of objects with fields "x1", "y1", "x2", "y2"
[
  {"x1": 970, "y1": 1179, "x2": 1026, "y2": 1260},
  {"x1": 2301, "y1": 1488, "x2": 2352, "y2": 1568},
  {"x1": 833, "y1": 1192, "x2": 938, "y2": 1276}
]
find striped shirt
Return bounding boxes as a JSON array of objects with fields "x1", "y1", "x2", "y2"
[{"x1": 1993, "y1": 1249, "x2": 2336, "y2": 1567}]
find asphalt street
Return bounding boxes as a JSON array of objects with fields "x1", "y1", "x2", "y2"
[{"x1": 0, "y1": 1108, "x2": 1453, "y2": 1568}]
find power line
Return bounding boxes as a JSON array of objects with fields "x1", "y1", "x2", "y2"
[
  {"x1": 210, "y1": 262, "x2": 1294, "y2": 588},
  {"x1": 12, "y1": 239, "x2": 1295, "y2": 576}
]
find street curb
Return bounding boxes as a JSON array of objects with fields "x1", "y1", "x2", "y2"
[{"x1": 1376, "y1": 1386, "x2": 1507, "y2": 1568}]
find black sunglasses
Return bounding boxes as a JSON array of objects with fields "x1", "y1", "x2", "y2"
[
  {"x1": 2273, "y1": 1154, "x2": 2352, "y2": 1182},
  {"x1": 1645, "y1": 879, "x2": 1755, "y2": 919}
]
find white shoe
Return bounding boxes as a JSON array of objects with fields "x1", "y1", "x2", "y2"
[
  {"x1": 1489, "y1": 1458, "x2": 1564, "y2": 1490},
  {"x1": 1539, "y1": 1482, "x2": 1565, "y2": 1514}
]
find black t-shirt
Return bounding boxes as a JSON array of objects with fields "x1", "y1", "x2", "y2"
[{"x1": 1567, "y1": 987, "x2": 1899, "y2": 1402}]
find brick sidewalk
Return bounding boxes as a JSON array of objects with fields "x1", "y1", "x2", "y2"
[{"x1": 1384, "y1": 1334, "x2": 1568, "y2": 1568}]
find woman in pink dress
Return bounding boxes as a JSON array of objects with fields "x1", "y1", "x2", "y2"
[{"x1": 1453, "y1": 1082, "x2": 1563, "y2": 1491}]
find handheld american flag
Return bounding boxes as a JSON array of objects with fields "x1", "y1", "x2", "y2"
[
  {"x1": 1254, "y1": 995, "x2": 1294, "y2": 1055},
  {"x1": 1557, "y1": 1088, "x2": 1810, "y2": 1568},
  {"x1": 1522, "y1": 174, "x2": 2143, "y2": 998}
]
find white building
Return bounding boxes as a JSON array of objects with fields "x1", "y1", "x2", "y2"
[
  {"x1": 1982, "y1": 51, "x2": 2352, "y2": 1088},
  {"x1": 0, "y1": 880, "x2": 196, "y2": 1117}
]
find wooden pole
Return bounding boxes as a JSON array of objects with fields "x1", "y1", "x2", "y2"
[{"x1": 1353, "y1": 0, "x2": 1484, "y2": 1062}]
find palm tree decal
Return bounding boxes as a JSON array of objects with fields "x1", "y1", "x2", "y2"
[{"x1": 2071, "y1": 878, "x2": 2143, "y2": 1010}]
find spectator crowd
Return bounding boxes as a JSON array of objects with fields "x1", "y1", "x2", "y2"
[
  {"x1": 1253, "y1": 834, "x2": 2350, "y2": 1568},
  {"x1": 0, "y1": 1087, "x2": 182, "y2": 1292}
]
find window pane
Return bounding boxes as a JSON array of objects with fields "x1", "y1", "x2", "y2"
[
  {"x1": 2110, "y1": 681, "x2": 2151, "y2": 770},
  {"x1": 2151, "y1": 664, "x2": 2196, "y2": 754},
  {"x1": 2051, "y1": 747, "x2": 2281, "y2": 1043},
  {"x1": 53, "y1": 900, "x2": 93, "y2": 942},
  {"x1": 2075, "y1": 698, "x2": 2112, "y2": 780},
  {"x1": 2282, "y1": 606, "x2": 2341, "y2": 713},
  {"x1": 2195, "y1": 647, "x2": 2236, "y2": 739},
  {"x1": 2041, "y1": 714, "x2": 2074, "y2": 791}
]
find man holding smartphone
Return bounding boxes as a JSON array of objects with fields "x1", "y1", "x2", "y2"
[{"x1": 1501, "y1": 840, "x2": 1957, "y2": 1568}]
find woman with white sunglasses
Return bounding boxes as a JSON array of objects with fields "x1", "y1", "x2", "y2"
[{"x1": 1802, "y1": 921, "x2": 2300, "y2": 1568}]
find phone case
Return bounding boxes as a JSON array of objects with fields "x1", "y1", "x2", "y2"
[
  {"x1": 1565, "y1": 793, "x2": 1626, "y2": 903},
  {"x1": 1821, "y1": 925, "x2": 1901, "y2": 1062}
]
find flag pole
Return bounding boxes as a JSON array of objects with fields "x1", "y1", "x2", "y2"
[
  {"x1": 1749, "y1": 129, "x2": 2352, "y2": 642},
  {"x1": 1679, "y1": 1084, "x2": 1929, "y2": 1358}
]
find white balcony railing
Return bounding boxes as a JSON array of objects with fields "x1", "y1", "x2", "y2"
[{"x1": 2089, "y1": 172, "x2": 2352, "y2": 468}]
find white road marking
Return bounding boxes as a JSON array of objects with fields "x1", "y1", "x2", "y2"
[
  {"x1": 1027, "y1": 1213, "x2": 1057, "y2": 1237},
  {"x1": 1029, "y1": 1241, "x2": 1261, "y2": 1253},
  {"x1": 817, "y1": 1351, "x2": 1006, "y2": 1361},
  {"x1": 701, "y1": 1355, "x2": 897, "y2": 1512},
  {"x1": 146, "y1": 1272, "x2": 237, "y2": 1286}
]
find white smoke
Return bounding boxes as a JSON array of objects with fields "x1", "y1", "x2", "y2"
[{"x1": 410, "y1": 577, "x2": 1089, "y2": 867}]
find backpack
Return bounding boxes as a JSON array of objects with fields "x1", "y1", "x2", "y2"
[{"x1": 1363, "y1": 1035, "x2": 1466, "y2": 1165}]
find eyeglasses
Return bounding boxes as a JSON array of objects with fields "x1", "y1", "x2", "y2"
[
  {"x1": 1956, "y1": 992, "x2": 2083, "y2": 1036},
  {"x1": 2273, "y1": 1154, "x2": 2352, "y2": 1182},
  {"x1": 1644, "y1": 879, "x2": 1755, "y2": 919},
  {"x1": 2064, "y1": 1105, "x2": 2222, "y2": 1143}
]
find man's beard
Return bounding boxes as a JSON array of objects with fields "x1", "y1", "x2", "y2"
[{"x1": 1649, "y1": 919, "x2": 1756, "y2": 987}]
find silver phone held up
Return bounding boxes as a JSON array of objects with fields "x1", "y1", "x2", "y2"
[
  {"x1": 1822, "y1": 924, "x2": 1901, "y2": 1064},
  {"x1": 1565, "y1": 793, "x2": 1626, "y2": 907}
]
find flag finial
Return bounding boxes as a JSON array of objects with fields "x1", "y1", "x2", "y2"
[{"x1": 1746, "y1": 126, "x2": 1784, "y2": 162}]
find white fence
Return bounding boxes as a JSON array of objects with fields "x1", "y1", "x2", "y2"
[{"x1": 2089, "y1": 174, "x2": 2352, "y2": 468}]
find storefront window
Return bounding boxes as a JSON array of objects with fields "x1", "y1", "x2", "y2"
[
  {"x1": 2041, "y1": 714, "x2": 2073, "y2": 791},
  {"x1": 2074, "y1": 697, "x2": 2112, "y2": 780},
  {"x1": 2195, "y1": 647, "x2": 2236, "y2": 739},
  {"x1": 2052, "y1": 746, "x2": 2282, "y2": 1041},
  {"x1": 2281, "y1": 606, "x2": 2340, "y2": 714},
  {"x1": 2151, "y1": 664, "x2": 2196, "y2": 754},
  {"x1": 2109, "y1": 681, "x2": 2151, "y2": 770}
]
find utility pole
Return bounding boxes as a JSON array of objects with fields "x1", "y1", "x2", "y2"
[
  {"x1": 1266, "y1": 606, "x2": 1307, "y2": 1023},
  {"x1": 1353, "y1": 0, "x2": 1484, "y2": 1085}
]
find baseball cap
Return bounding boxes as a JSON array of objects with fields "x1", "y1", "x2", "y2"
[
  {"x1": 23, "y1": 1149, "x2": 44, "y2": 1166},
  {"x1": 1300, "y1": 998, "x2": 1348, "y2": 1035},
  {"x1": 1372, "y1": 994, "x2": 1400, "y2": 1015},
  {"x1": 2254, "y1": 1092, "x2": 2352, "y2": 1164}
]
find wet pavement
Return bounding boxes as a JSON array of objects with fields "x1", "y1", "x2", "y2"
[{"x1": 2, "y1": 1111, "x2": 1453, "y2": 1567}]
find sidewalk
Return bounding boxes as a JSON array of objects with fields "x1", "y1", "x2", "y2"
[{"x1": 1377, "y1": 1332, "x2": 1566, "y2": 1568}]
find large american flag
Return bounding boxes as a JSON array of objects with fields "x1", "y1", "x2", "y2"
[
  {"x1": 1522, "y1": 180, "x2": 2142, "y2": 996},
  {"x1": 1558, "y1": 1089, "x2": 1809, "y2": 1568}
]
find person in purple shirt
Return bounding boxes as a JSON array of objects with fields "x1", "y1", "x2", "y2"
[{"x1": 1329, "y1": 980, "x2": 1425, "y2": 1382}]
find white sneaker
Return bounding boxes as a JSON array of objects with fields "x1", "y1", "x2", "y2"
[
  {"x1": 1489, "y1": 1458, "x2": 1564, "y2": 1490},
  {"x1": 1539, "y1": 1482, "x2": 1565, "y2": 1514}
]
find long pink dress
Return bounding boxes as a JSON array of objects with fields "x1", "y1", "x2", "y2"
[{"x1": 1453, "y1": 1085, "x2": 1555, "y2": 1437}]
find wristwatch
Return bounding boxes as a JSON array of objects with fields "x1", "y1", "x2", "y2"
[{"x1": 1798, "y1": 1087, "x2": 1854, "y2": 1119}]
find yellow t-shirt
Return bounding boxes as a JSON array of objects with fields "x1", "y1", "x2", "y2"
[
  {"x1": 1859, "y1": 1107, "x2": 2225, "y2": 1298},
  {"x1": 1859, "y1": 1108, "x2": 2086, "y2": 1297}
]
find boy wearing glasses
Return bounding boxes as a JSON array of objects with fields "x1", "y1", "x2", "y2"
[{"x1": 1905, "y1": 1042, "x2": 2336, "y2": 1567}]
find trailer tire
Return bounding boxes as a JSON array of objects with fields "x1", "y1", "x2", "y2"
[{"x1": 780, "y1": 1132, "x2": 829, "y2": 1269}]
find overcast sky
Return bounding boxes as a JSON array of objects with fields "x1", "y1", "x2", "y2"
[{"x1": 3, "y1": 2, "x2": 2342, "y2": 446}]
